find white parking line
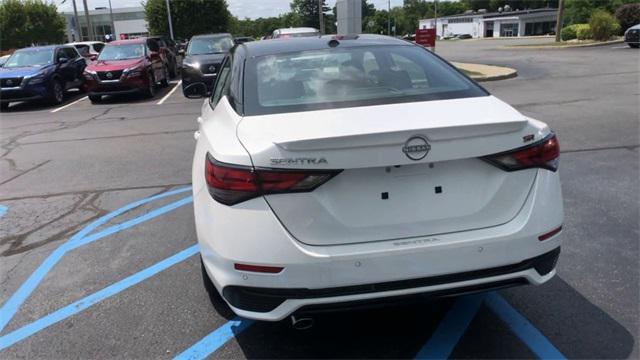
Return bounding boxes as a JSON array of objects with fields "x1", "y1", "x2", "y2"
[
  {"x1": 610, "y1": 46, "x2": 628, "y2": 49},
  {"x1": 50, "y1": 96, "x2": 88, "y2": 113},
  {"x1": 157, "y1": 80, "x2": 182, "y2": 105}
]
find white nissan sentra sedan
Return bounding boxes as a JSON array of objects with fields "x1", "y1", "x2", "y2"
[{"x1": 190, "y1": 35, "x2": 563, "y2": 321}]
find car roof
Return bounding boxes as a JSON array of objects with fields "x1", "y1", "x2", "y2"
[
  {"x1": 238, "y1": 34, "x2": 411, "y2": 58},
  {"x1": 630, "y1": 24, "x2": 640, "y2": 30},
  {"x1": 191, "y1": 33, "x2": 232, "y2": 39},
  {"x1": 67, "y1": 41, "x2": 104, "y2": 46},
  {"x1": 276, "y1": 27, "x2": 319, "y2": 34},
  {"x1": 109, "y1": 38, "x2": 147, "y2": 45},
  {"x1": 15, "y1": 45, "x2": 61, "y2": 52}
]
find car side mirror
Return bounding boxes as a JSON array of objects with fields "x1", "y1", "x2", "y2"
[
  {"x1": 58, "y1": 57, "x2": 69, "y2": 64},
  {"x1": 183, "y1": 82, "x2": 207, "y2": 99}
]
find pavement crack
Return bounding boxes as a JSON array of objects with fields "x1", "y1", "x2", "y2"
[
  {"x1": 19, "y1": 129, "x2": 195, "y2": 145},
  {"x1": 0, "y1": 182, "x2": 192, "y2": 202},
  {"x1": 0, "y1": 160, "x2": 51, "y2": 186}
]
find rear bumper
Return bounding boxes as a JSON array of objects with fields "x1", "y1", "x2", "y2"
[
  {"x1": 221, "y1": 247, "x2": 559, "y2": 314},
  {"x1": 195, "y1": 166, "x2": 564, "y2": 321}
]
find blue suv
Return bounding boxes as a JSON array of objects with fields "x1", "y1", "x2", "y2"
[{"x1": 0, "y1": 45, "x2": 86, "y2": 110}]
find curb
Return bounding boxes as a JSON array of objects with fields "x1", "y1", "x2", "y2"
[
  {"x1": 503, "y1": 39, "x2": 624, "y2": 49},
  {"x1": 452, "y1": 62, "x2": 518, "y2": 82}
]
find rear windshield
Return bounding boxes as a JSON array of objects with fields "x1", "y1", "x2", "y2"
[{"x1": 244, "y1": 45, "x2": 488, "y2": 115}]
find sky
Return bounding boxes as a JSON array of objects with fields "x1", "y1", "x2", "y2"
[{"x1": 54, "y1": 0, "x2": 405, "y2": 19}]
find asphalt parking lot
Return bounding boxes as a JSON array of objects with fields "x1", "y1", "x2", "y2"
[{"x1": 1, "y1": 38, "x2": 638, "y2": 359}]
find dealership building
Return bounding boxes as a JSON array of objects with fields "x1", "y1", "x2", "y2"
[
  {"x1": 62, "y1": 6, "x2": 149, "y2": 42},
  {"x1": 419, "y1": 8, "x2": 558, "y2": 38}
]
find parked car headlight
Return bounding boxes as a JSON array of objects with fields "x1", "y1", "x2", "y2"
[
  {"x1": 27, "y1": 67, "x2": 53, "y2": 84},
  {"x1": 124, "y1": 65, "x2": 145, "y2": 77},
  {"x1": 182, "y1": 61, "x2": 200, "y2": 71}
]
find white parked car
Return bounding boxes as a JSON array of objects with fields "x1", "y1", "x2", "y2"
[
  {"x1": 191, "y1": 35, "x2": 563, "y2": 321},
  {"x1": 272, "y1": 27, "x2": 320, "y2": 39},
  {"x1": 67, "y1": 41, "x2": 105, "y2": 61}
]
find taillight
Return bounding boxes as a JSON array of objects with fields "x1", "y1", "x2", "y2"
[
  {"x1": 205, "y1": 153, "x2": 341, "y2": 205},
  {"x1": 482, "y1": 133, "x2": 559, "y2": 172}
]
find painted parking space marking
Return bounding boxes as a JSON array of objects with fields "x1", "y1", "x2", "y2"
[
  {"x1": 485, "y1": 292, "x2": 566, "y2": 359},
  {"x1": 0, "y1": 245, "x2": 198, "y2": 350},
  {"x1": 173, "y1": 317, "x2": 254, "y2": 360},
  {"x1": 157, "y1": 80, "x2": 182, "y2": 105},
  {"x1": 50, "y1": 96, "x2": 88, "y2": 113},
  {"x1": 415, "y1": 294, "x2": 485, "y2": 359},
  {"x1": 0, "y1": 205, "x2": 7, "y2": 217},
  {"x1": 0, "y1": 186, "x2": 191, "y2": 333}
]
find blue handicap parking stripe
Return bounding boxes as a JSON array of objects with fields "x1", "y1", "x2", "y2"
[
  {"x1": 173, "y1": 317, "x2": 255, "y2": 360},
  {"x1": 0, "y1": 245, "x2": 199, "y2": 351},
  {"x1": 485, "y1": 292, "x2": 566, "y2": 359},
  {"x1": 0, "y1": 205, "x2": 7, "y2": 217},
  {"x1": 0, "y1": 187, "x2": 192, "y2": 333},
  {"x1": 415, "y1": 293, "x2": 485, "y2": 359}
]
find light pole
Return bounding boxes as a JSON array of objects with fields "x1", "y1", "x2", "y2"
[
  {"x1": 108, "y1": 0, "x2": 115, "y2": 38},
  {"x1": 387, "y1": 0, "x2": 390, "y2": 36},
  {"x1": 82, "y1": 0, "x2": 94, "y2": 41},
  {"x1": 71, "y1": 0, "x2": 82, "y2": 41},
  {"x1": 318, "y1": 0, "x2": 325, "y2": 34},
  {"x1": 165, "y1": 0, "x2": 174, "y2": 40}
]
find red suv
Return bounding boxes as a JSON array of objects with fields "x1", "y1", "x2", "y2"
[{"x1": 83, "y1": 38, "x2": 169, "y2": 102}]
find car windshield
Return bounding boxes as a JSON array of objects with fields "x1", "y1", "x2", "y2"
[
  {"x1": 4, "y1": 49, "x2": 54, "y2": 68},
  {"x1": 187, "y1": 37, "x2": 233, "y2": 55},
  {"x1": 244, "y1": 44, "x2": 488, "y2": 115},
  {"x1": 98, "y1": 44, "x2": 145, "y2": 60}
]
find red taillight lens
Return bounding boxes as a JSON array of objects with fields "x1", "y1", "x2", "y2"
[
  {"x1": 205, "y1": 153, "x2": 341, "y2": 205},
  {"x1": 482, "y1": 134, "x2": 560, "y2": 172}
]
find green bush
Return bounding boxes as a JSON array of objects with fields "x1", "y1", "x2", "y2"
[
  {"x1": 561, "y1": 24, "x2": 590, "y2": 40},
  {"x1": 561, "y1": 24, "x2": 578, "y2": 40},
  {"x1": 589, "y1": 10, "x2": 620, "y2": 41},
  {"x1": 576, "y1": 24, "x2": 592, "y2": 40}
]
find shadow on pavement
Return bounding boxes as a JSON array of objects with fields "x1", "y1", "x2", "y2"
[
  {"x1": 1, "y1": 90, "x2": 85, "y2": 113},
  {"x1": 222, "y1": 276, "x2": 633, "y2": 358}
]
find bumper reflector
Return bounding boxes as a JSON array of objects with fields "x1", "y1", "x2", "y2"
[
  {"x1": 234, "y1": 263, "x2": 284, "y2": 274},
  {"x1": 538, "y1": 226, "x2": 562, "y2": 241}
]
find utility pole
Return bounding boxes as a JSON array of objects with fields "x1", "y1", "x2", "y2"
[
  {"x1": 387, "y1": 0, "x2": 391, "y2": 36},
  {"x1": 554, "y1": 0, "x2": 565, "y2": 42},
  {"x1": 108, "y1": 0, "x2": 115, "y2": 39},
  {"x1": 434, "y1": 0, "x2": 438, "y2": 36},
  {"x1": 318, "y1": 0, "x2": 325, "y2": 34},
  {"x1": 82, "y1": 0, "x2": 94, "y2": 41},
  {"x1": 165, "y1": 0, "x2": 174, "y2": 39},
  {"x1": 71, "y1": 0, "x2": 82, "y2": 41}
]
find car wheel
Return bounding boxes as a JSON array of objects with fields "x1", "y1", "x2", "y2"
[
  {"x1": 88, "y1": 95, "x2": 101, "y2": 103},
  {"x1": 160, "y1": 66, "x2": 169, "y2": 87},
  {"x1": 50, "y1": 80, "x2": 64, "y2": 105},
  {"x1": 630, "y1": 44, "x2": 639, "y2": 48},
  {"x1": 0, "y1": 102, "x2": 8, "y2": 111},
  {"x1": 144, "y1": 72, "x2": 156, "y2": 98}
]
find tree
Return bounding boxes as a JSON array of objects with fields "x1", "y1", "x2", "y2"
[
  {"x1": 615, "y1": 3, "x2": 640, "y2": 33},
  {"x1": 144, "y1": 0, "x2": 231, "y2": 39},
  {"x1": 290, "y1": 0, "x2": 330, "y2": 31},
  {"x1": 0, "y1": 0, "x2": 65, "y2": 51}
]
